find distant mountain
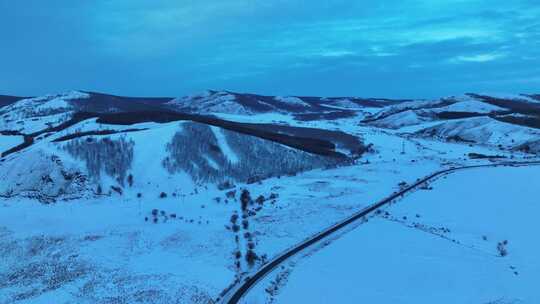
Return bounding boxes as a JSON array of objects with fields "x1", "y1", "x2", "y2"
[
  {"x1": 165, "y1": 90, "x2": 402, "y2": 120},
  {"x1": 0, "y1": 94, "x2": 29, "y2": 108},
  {"x1": 1, "y1": 89, "x2": 539, "y2": 202},
  {"x1": 2, "y1": 88, "x2": 540, "y2": 303}
]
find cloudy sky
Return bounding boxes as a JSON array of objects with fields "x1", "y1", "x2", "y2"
[{"x1": 1, "y1": 0, "x2": 539, "y2": 98}]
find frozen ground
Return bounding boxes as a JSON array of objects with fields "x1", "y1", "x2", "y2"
[
  {"x1": 0, "y1": 122, "x2": 518, "y2": 303},
  {"x1": 248, "y1": 165, "x2": 540, "y2": 304},
  {"x1": 0, "y1": 135, "x2": 23, "y2": 154},
  {"x1": 1, "y1": 90, "x2": 539, "y2": 303}
]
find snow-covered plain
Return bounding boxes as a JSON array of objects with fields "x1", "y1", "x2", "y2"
[
  {"x1": 249, "y1": 166, "x2": 540, "y2": 304},
  {"x1": 0, "y1": 122, "x2": 523, "y2": 303}
]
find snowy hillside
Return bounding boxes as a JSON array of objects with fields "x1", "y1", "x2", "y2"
[
  {"x1": 165, "y1": 90, "x2": 398, "y2": 121},
  {"x1": 415, "y1": 116, "x2": 540, "y2": 151},
  {"x1": 1, "y1": 89, "x2": 539, "y2": 304},
  {"x1": 258, "y1": 166, "x2": 540, "y2": 304},
  {"x1": 0, "y1": 117, "x2": 355, "y2": 203},
  {"x1": 0, "y1": 91, "x2": 89, "y2": 133}
]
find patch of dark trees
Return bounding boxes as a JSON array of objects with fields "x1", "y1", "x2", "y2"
[
  {"x1": 1, "y1": 135, "x2": 33, "y2": 157},
  {"x1": 71, "y1": 91, "x2": 173, "y2": 113},
  {"x1": 29, "y1": 112, "x2": 98, "y2": 138},
  {"x1": 52, "y1": 128, "x2": 147, "y2": 142},
  {"x1": 435, "y1": 109, "x2": 540, "y2": 130},
  {"x1": 435, "y1": 111, "x2": 488, "y2": 120},
  {"x1": 0, "y1": 130, "x2": 24, "y2": 136},
  {"x1": 467, "y1": 93, "x2": 540, "y2": 116},
  {"x1": 468, "y1": 152, "x2": 507, "y2": 159},
  {"x1": 446, "y1": 135, "x2": 476, "y2": 144},
  {"x1": 236, "y1": 121, "x2": 363, "y2": 155},
  {"x1": 294, "y1": 110, "x2": 357, "y2": 121},
  {"x1": 1, "y1": 107, "x2": 365, "y2": 159},
  {"x1": 93, "y1": 110, "x2": 363, "y2": 158},
  {"x1": 362, "y1": 99, "x2": 456, "y2": 123},
  {"x1": 493, "y1": 115, "x2": 540, "y2": 130},
  {"x1": 320, "y1": 96, "x2": 405, "y2": 108},
  {"x1": 525, "y1": 94, "x2": 540, "y2": 102},
  {"x1": 515, "y1": 142, "x2": 537, "y2": 154},
  {"x1": 1, "y1": 112, "x2": 97, "y2": 157},
  {"x1": 294, "y1": 95, "x2": 405, "y2": 109},
  {"x1": 435, "y1": 110, "x2": 540, "y2": 129},
  {"x1": 0, "y1": 95, "x2": 29, "y2": 108}
]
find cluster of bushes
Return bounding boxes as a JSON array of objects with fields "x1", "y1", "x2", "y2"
[
  {"x1": 229, "y1": 189, "x2": 266, "y2": 272},
  {"x1": 145, "y1": 209, "x2": 177, "y2": 224},
  {"x1": 497, "y1": 240, "x2": 509, "y2": 257}
]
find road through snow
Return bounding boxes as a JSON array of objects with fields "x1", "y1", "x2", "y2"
[{"x1": 222, "y1": 161, "x2": 540, "y2": 304}]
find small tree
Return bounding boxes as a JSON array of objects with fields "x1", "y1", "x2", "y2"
[
  {"x1": 497, "y1": 240, "x2": 508, "y2": 257},
  {"x1": 245, "y1": 250, "x2": 258, "y2": 267},
  {"x1": 240, "y1": 189, "x2": 252, "y2": 211}
]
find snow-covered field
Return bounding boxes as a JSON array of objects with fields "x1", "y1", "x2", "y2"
[
  {"x1": 0, "y1": 124, "x2": 521, "y2": 303},
  {"x1": 251, "y1": 166, "x2": 540, "y2": 304},
  {"x1": 0, "y1": 135, "x2": 23, "y2": 154},
  {"x1": 0, "y1": 90, "x2": 539, "y2": 303}
]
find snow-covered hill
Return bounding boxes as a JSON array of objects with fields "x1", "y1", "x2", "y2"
[
  {"x1": 415, "y1": 116, "x2": 540, "y2": 151},
  {"x1": 165, "y1": 90, "x2": 398, "y2": 121},
  {"x1": 0, "y1": 117, "x2": 357, "y2": 203},
  {"x1": 0, "y1": 89, "x2": 539, "y2": 303}
]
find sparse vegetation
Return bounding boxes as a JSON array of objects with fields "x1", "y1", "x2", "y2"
[
  {"x1": 497, "y1": 240, "x2": 509, "y2": 257},
  {"x1": 245, "y1": 249, "x2": 258, "y2": 267}
]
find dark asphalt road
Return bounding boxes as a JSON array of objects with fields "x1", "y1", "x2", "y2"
[{"x1": 222, "y1": 161, "x2": 540, "y2": 304}]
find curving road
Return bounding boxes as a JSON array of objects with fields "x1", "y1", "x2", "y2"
[{"x1": 221, "y1": 160, "x2": 540, "y2": 304}]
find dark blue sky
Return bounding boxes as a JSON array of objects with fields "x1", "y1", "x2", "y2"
[{"x1": 1, "y1": 0, "x2": 539, "y2": 98}]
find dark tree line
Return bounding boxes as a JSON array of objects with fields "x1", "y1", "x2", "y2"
[{"x1": 163, "y1": 122, "x2": 342, "y2": 183}]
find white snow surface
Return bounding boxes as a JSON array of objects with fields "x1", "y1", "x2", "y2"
[
  {"x1": 260, "y1": 166, "x2": 540, "y2": 304},
  {"x1": 0, "y1": 135, "x2": 23, "y2": 154},
  {"x1": 2, "y1": 117, "x2": 522, "y2": 303},
  {"x1": 370, "y1": 109, "x2": 433, "y2": 129},
  {"x1": 168, "y1": 91, "x2": 254, "y2": 115},
  {"x1": 273, "y1": 96, "x2": 309, "y2": 107},
  {"x1": 0, "y1": 91, "x2": 89, "y2": 133},
  {"x1": 210, "y1": 126, "x2": 239, "y2": 164},
  {"x1": 432, "y1": 97, "x2": 507, "y2": 113},
  {"x1": 1, "y1": 89, "x2": 539, "y2": 303},
  {"x1": 477, "y1": 92, "x2": 540, "y2": 104},
  {"x1": 417, "y1": 116, "x2": 540, "y2": 148}
]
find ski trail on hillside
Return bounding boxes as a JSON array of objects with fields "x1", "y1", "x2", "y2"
[{"x1": 211, "y1": 126, "x2": 239, "y2": 164}]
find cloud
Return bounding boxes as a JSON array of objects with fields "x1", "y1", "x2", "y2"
[
  {"x1": 451, "y1": 53, "x2": 506, "y2": 63},
  {"x1": 1, "y1": 0, "x2": 539, "y2": 97}
]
